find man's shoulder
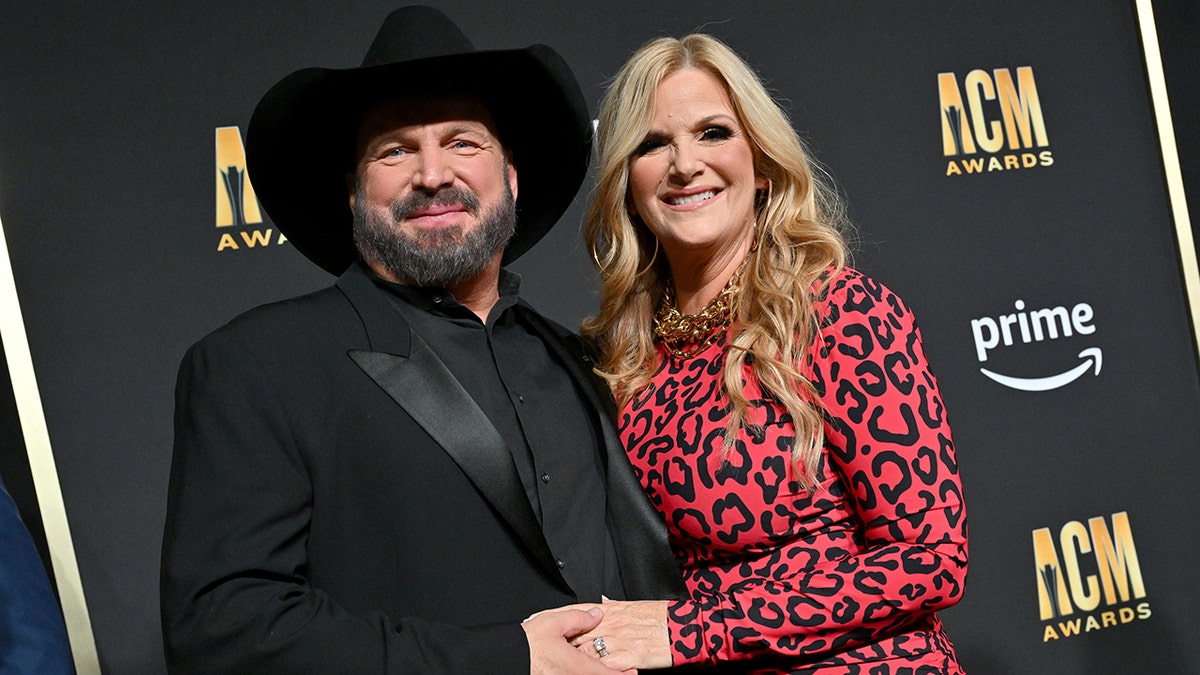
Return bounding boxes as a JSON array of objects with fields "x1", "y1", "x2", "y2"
[
  {"x1": 514, "y1": 300, "x2": 569, "y2": 335},
  {"x1": 515, "y1": 301, "x2": 593, "y2": 354},
  {"x1": 188, "y1": 283, "x2": 356, "y2": 354},
  {"x1": 172, "y1": 281, "x2": 380, "y2": 408}
]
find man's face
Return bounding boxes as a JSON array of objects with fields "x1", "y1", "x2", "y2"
[{"x1": 349, "y1": 92, "x2": 519, "y2": 286}]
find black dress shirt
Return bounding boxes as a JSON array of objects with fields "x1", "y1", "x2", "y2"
[{"x1": 372, "y1": 269, "x2": 623, "y2": 601}]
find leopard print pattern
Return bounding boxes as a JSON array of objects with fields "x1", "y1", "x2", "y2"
[{"x1": 620, "y1": 268, "x2": 967, "y2": 674}]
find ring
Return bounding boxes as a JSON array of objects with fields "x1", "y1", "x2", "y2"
[{"x1": 593, "y1": 636, "x2": 609, "y2": 657}]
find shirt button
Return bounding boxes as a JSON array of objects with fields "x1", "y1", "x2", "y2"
[
  {"x1": 556, "y1": 559, "x2": 566, "y2": 569},
  {"x1": 431, "y1": 295, "x2": 443, "y2": 304},
  {"x1": 518, "y1": 395, "x2": 526, "y2": 403},
  {"x1": 541, "y1": 473, "x2": 550, "y2": 484}
]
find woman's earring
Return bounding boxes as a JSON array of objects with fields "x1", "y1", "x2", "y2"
[
  {"x1": 751, "y1": 180, "x2": 771, "y2": 253},
  {"x1": 633, "y1": 236, "x2": 659, "y2": 278}
]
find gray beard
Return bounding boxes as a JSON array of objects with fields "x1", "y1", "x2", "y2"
[{"x1": 351, "y1": 177, "x2": 516, "y2": 287}]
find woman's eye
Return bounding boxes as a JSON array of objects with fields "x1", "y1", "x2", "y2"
[
  {"x1": 700, "y1": 126, "x2": 733, "y2": 142},
  {"x1": 634, "y1": 138, "x2": 666, "y2": 156}
]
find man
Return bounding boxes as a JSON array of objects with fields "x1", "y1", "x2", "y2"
[{"x1": 160, "y1": 6, "x2": 684, "y2": 673}]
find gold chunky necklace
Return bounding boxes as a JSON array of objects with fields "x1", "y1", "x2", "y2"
[{"x1": 654, "y1": 268, "x2": 742, "y2": 360}]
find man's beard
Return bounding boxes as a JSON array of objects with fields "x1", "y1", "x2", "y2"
[{"x1": 351, "y1": 176, "x2": 516, "y2": 287}]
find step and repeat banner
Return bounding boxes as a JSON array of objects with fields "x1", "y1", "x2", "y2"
[{"x1": 1, "y1": 2, "x2": 1196, "y2": 673}]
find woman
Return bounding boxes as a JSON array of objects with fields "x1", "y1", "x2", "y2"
[{"x1": 575, "y1": 34, "x2": 967, "y2": 673}]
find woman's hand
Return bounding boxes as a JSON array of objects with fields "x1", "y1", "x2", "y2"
[
  {"x1": 521, "y1": 607, "x2": 635, "y2": 675},
  {"x1": 569, "y1": 599, "x2": 672, "y2": 671}
]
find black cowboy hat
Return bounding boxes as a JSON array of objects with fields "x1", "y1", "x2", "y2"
[{"x1": 245, "y1": 5, "x2": 591, "y2": 275}]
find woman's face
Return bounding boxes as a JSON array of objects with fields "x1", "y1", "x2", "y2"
[{"x1": 628, "y1": 68, "x2": 765, "y2": 265}]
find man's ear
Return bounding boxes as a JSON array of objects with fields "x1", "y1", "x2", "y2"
[
  {"x1": 506, "y1": 151, "x2": 518, "y2": 201},
  {"x1": 346, "y1": 172, "x2": 357, "y2": 209}
]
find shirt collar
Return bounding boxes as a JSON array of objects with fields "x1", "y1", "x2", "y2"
[{"x1": 364, "y1": 261, "x2": 523, "y2": 321}]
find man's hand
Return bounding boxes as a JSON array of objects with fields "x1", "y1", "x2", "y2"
[{"x1": 522, "y1": 607, "x2": 634, "y2": 674}]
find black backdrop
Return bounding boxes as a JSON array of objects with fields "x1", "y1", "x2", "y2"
[{"x1": 0, "y1": 2, "x2": 1197, "y2": 673}]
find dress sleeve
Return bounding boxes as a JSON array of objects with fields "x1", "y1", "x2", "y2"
[{"x1": 667, "y1": 269, "x2": 968, "y2": 665}]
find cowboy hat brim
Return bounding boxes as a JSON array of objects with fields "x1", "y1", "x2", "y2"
[{"x1": 246, "y1": 43, "x2": 591, "y2": 276}]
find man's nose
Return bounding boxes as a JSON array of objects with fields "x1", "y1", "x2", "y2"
[{"x1": 411, "y1": 150, "x2": 454, "y2": 190}]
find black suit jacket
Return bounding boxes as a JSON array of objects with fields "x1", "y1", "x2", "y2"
[{"x1": 160, "y1": 263, "x2": 684, "y2": 674}]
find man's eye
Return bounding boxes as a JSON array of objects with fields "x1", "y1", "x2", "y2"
[
  {"x1": 700, "y1": 126, "x2": 733, "y2": 142},
  {"x1": 385, "y1": 147, "x2": 406, "y2": 157}
]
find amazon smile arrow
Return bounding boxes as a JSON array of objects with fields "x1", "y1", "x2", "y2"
[{"x1": 980, "y1": 347, "x2": 1102, "y2": 391}]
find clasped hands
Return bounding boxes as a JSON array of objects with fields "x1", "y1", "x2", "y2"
[{"x1": 522, "y1": 599, "x2": 671, "y2": 673}]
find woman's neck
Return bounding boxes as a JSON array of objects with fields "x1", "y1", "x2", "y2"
[{"x1": 667, "y1": 242, "x2": 751, "y2": 314}]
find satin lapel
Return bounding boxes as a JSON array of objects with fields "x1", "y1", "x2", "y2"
[
  {"x1": 337, "y1": 266, "x2": 565, "y2": 588},
  {"x1": 517, "y1": 306, "x2": 687, "y2": 599},
  {"x1": 349, "y1": 340, "x2": 565, "y2": 587}
]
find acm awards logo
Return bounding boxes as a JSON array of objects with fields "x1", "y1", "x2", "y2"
[
  {"x1": 970, "y1": 299, "x2": 1101, "y2": 391},
  {"x1": 1033, "y1": 511, "x2": 1150, "y2": 642},
  {"x1": 215, "y1": 126, "x2": 287, "y2": 251},
  {"x1": 939, "y1": 66, "x2": 1053, "y2": 176}
]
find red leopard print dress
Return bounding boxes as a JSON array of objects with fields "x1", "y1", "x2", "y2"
[{"x1": 620, "y1": 268, "x2": 967, "y2": 674}]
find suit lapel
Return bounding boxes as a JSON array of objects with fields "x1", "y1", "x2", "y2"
[{"x1": 337, "y1": 265, "x2": 567, "y2": 589}]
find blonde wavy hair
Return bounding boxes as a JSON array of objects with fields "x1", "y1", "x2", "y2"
[{"x1": 581, "y1": 34, "x2": 849, "y2": 488}]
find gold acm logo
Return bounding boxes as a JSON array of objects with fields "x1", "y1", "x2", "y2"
[
  {"x1": 939, "y1": 66, "x2": 1053, "y2": 176},
  {"x1": 1032, "y1": 511, "x2": 1150, "y2": 642},
  {"x1": 215, "y1": 126, "x2": 286, "y2": 251}
]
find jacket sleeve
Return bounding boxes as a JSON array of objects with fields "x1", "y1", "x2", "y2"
[
  {"x1": 0, "y1": 478, "x2": 74, "y2": 675},
  {"x1": 667, "y1": 270, "x2": 967, "y2": 665},
  {"x1": 159, "y1": 329, "x2": 529, "y2": 674}
]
